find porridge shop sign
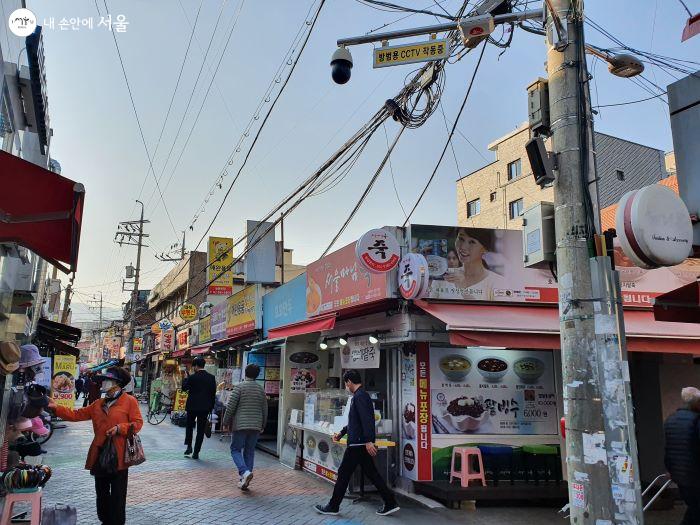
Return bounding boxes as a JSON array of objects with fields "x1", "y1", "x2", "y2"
[
  {"x1": 340, "y1": 335, "x2": 380, "y2": 369},
  {"x1": 356, "y1": 228, "x2": 400, "y2": 273}
]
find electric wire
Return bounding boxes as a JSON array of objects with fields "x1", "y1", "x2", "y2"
[
  {"x1": 594, "y1": 92, "x2": 667, "y2": 109},
  {"x1": 383, "y1": 123, "x2": 408, "y2": 218},
  {"x1": 356, "y1": 0, "x2": 457, "y2": 20}
]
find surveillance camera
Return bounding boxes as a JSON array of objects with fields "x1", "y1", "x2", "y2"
[
  {"x1": 607, "y1": 53, "x2": 644, "y2": 78},
  {"x1": 331, "y1": 47, "x2": 353, "y2": 85}
]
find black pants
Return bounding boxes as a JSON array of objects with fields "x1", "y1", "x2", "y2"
[
  {"x1": 328, "y1": 446, "x2": 396, "y2": 510},
  {"x1": 185, "y1": 410, "x2": 208, "y2": 454},
  {"x1": 679, "y1": 485, "x2": 700, "y2": 525},
  {"x1": 94, "y1": 470, "x2": 128, "y2": 525}
]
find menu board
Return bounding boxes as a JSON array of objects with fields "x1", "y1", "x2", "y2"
[
  {"x1": 430, "y1": 347, "x2": 558, "y2": 435},
  {"x1": 245, "y1": 351, "x2": 280, "y2": 397}
]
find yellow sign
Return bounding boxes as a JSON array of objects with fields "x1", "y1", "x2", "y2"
[
  {"x1": 373, "y1": 39, "x2": 449, "y2": 68},
  {"x1": 133, "y1": 338, "x2": 143, "y2": 352},
  {"x1": 180, "y1": 303, "x2": 197, "y2": 322},
  {"x1": 199, "y1": 316, "x2": 211, "y2": 343},
  {"x1": 174, "y1": 389, "x2": 188, "y2": 412},
  {"x1": 151, "y1": 323, "x2": 162, "y2": 334},
  {"x1": 52, "y1": 355, "x2": 77, "y2": 409},
  {"x1": 226, "y1": 285, "x2": 259, "y2": 337},
  {"x1": 208, "y1": 237, "x2": 234, "y2": 296}
]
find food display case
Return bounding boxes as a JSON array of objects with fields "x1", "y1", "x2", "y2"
[{"x1": 299, "y1": 389, "x2": 349, "y2": 482}]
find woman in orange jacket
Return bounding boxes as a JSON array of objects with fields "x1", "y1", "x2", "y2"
[{"x1": 48, "y1": 366, "x2": 143, "y2": 525}]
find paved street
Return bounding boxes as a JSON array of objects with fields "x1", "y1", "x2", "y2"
[{"x1": 18, "y1": 404, "x2": 683, "y2": 525}]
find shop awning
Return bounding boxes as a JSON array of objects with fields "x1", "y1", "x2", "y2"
[
  {"x1": 35, "y1": 318, "x2": 82, "y2": 345},
  {"x1": 0, "y1": 150, "x2": 85, "y2": 274},
  {"x1": 171, "y1": 348, "x2": 189, "y2": 358},
  {"x1": 190, "y1": 343, "x2": 212, "y2": 355},
  {"x1": 267, "y1": 314, "x2": 336, "y2": 340},
  {"x1": 52, "y1": 340, "x2": 80, "y2": 358},
  {"x1": 210, "y1": 330, "x2": 257, "y2": 351},
  {"x1": 653, "y1": 281, "x2": 700, "y2": 324},
  {"x1": 415, "y1": 300, "x2": 700, "y2": 354}
]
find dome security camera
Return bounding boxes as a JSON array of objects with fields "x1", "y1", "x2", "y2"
[{"x1": 331, "y1": 47, "x2": 353, "y2": 84}]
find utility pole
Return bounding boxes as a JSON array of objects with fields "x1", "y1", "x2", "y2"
[
  {"x1": 156, "y1": 230, "x2": 186, "y2": 262},
  {"x1": 89, "y1": 292, "x2": 104, "y2": 355},
  {"x1": 115, "y1": 200, "x2": 149, "y2": 358},
  {"x1": 60, "y1": 274, "x2": 74, "y2": 324}
]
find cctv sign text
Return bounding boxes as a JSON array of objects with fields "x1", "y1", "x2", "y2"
[{"x1": 373, "y1": 39, "x2": 449, "y2": 69}]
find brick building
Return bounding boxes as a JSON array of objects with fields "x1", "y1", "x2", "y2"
[{"x1": 456, "y1": 122, "x2": 668, "y2": 229}]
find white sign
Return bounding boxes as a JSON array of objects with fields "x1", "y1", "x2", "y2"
[
  {"x1": 398, "y1": 253, "x2": 429, "y2": 300},
  {"x1": 8, "y1": 8, "x2": 37, "y2": 37},
  {"x1": 616, "y1": 184, "x2": 693, "y2": 269},
  {"x1": 430, "y1": 347, "x2": 559, "y2": 435},
  {"x1": 356, "y1": 228, "x2": 401, "y2": 273},
  {"x1": 340, "y1": 336, "x2": 380, "y2": 369}
]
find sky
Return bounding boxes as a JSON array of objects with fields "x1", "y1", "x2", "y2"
[{"x1": 19, "y1": 0, "x2": 700, "y2": 322}]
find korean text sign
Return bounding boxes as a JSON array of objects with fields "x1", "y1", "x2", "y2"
[
  {"x1": 306, "y1": 242, "x2": 389, "y2": 317},
  {"x1": 207, "y1": 237, "x2": 234, "y2": 295},
  {"x1": 199, "y1": 316, "x2": 212, "y2": 343},
  {"x1": 226, "y1": 285, "x2": 260, "y2": 336},
  {"x1": 262, "y1": 274, "x2": 306, "y2": 337},
  {"x1": 52, "y1": 355, "x2": 77, "y2": 409},
  {"x1": 340, "y1": 336, "x2": 380, "y2": 369}
]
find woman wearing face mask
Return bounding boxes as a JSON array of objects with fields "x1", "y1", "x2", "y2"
[{"x1": 47, "y1": 366, "x2": 143, "y2": 525}]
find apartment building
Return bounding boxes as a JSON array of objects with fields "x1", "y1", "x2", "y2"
[{"x1": 457, "y1": 122, "x2": 667, "y2": 229}]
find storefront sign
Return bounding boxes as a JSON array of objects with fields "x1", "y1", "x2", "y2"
[
  {"x1": 306, "y1": 242, "x2": 389, "y2": 317},
  {"x1": 104, "y1": 336, "x2": 121, "y2": 359},
  {"x1": 133, "y1": 338, "x2": 143, "y2": 352},
  {"x1": 208, "y1": 236, "x2": 234, "y2": 295},
  {"x1": 290, "y1": 368, "x2": 317, "y2": 394},
  {"x1": 151, "y1": 323, "x2": 161, "y2": 335},
  {"x1": 398, "y1": 253, "x2": 429, "y2": 300},
  {"x1": 173, "y1": 389, "x2": 188, "y2": 412},
  {"x1": 36, "y1": 358, "x2": 52, "y2": 389},
  {"x1": 400, "y1": 350, "x2": 418, "y2": 480},
  {"x1": 52, "y1": 354, "x2": 77, "y2": 409},
  {"x1": 429, "y1": 347, "x2": 558, "y2": 435},
  {"x1": 416, "y1": 343, "x2": 432, "y2": 480},
  {"x1": 356, "y1": 228, "x2": 400, "y2": 273},
  {"x1": 340, "y1": 336, "x2": 380, "y2": 369},
  {"x1": 226, "y1": 285, "x2": 260, "y2": 336},
  {"x1": 199, "y1": 316, "x2": 212, "y2": 343},
  {"x1": 162, "y1": 329, "x2": 175, "y2": 352},
  {"x1": 211, "y1": 301, "x2": 227, "y2": 340},
  {"x1": 616, "y1": 185, "x2": 693, "y2": 269},
  {"x1": 179, "y1": 303, "x2": 197, "y2": 322},
  {"x1": 262, "y1": 274, "x2": 306, "y2": 337},
  {"x1": 176, "y1": 330, "x2": 189, "y2": 350}
]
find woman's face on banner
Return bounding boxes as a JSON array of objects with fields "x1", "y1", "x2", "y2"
[
  {"x1": 455, "y1": 229, "x2": 486, "y2": 266},
  {"x1": 446, "y1": 250, "x2": 460, "y2": 268}
]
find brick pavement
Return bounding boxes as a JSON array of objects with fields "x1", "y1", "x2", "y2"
[{"x1": 19, "y1": 403, "x2": 685, "y2": 524}]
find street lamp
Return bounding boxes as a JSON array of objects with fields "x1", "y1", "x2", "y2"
[{"x1": 585, "y1": 45, "x2": 644, "y2": 78}]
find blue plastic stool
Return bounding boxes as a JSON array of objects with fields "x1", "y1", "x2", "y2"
[{"x1": 478, "y1": 445, "x2": 515, "y2": 486}]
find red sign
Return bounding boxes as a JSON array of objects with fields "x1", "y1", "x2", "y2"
[
  {"x1": 177, "y1": 330, "x2": 189, "y2": 350},
  {"x1": 356, "y1": 229, "x2": 401, "y2": 273},
  {"x1": 416, "y1": 342, "x2": 432, "y2": 481},
  {"x1": 162, "y1": 329, "x2": 174, "y2": 352},
  {"x1": 306, "y1": 242, "x2": 389, "y2": 317},
  {"x1": 303, "y1": 459, "x2": 338, "y2": 482}
]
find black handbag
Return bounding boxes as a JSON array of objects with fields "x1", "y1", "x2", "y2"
[
  {"x1": 95, "y1": 437, "x2": 118, "y2": 476},
  {"x1": 204, "y1": 412, "x2": 212, "y2": 439}
]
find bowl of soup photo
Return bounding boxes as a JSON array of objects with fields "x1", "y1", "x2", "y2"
[
  {"x1": 306, "y1": 278, "x2": 322, "y2": 316},
  {"x1": 439, "y1": 354, "x2": 471, "y2": 382},
  {"x1": 513, "y1": 357, "x2": 545, "y2": 383},
  {"x1": 477, "y1": 356, "x2": 509, "y2": 382}
]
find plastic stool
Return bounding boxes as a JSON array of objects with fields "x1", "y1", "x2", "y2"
[
  {"x1": 0, "y1": 488, "x2": 42, "y2": 525},
  {"x1": 523, "y1": 444, "x2": 561, "y2": 485},
  {"x1": 478, "y1": 445, "x2": 516, "y2": 486},
  {"x1": 450, "y1": 446, "x2": 486, "y2": 487}
]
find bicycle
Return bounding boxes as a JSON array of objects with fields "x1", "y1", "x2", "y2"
[{"x1": 147, "y1": 392, "x2": 173, "y2": 425}]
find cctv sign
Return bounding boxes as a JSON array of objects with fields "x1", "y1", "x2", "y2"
[{"x1": 373, "y1": 39, "x2": 449, "y2": 68}]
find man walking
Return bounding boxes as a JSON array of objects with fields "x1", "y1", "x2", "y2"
[
  {"x1": 315, "y1": 370, "x2": 399, "y2": 517},
  {"x1": 182, "y1": 357, "x2": 216, "y2": 460},
  {"x1": 223, "y1": 364, "x2": 267, "y2": 491},
  {"x1": 664, "y1": 386, "x2": 700, "y2": 525}
]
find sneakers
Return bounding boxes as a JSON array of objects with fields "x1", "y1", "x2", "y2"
[
  {"x1": 184, "y1": 447, "x2": 192, "y2": 456},
  {"x1": 376, "y1": 503, "x2": 400, "y2": 516},
  {"x1": 240, "y1": 470, "x2": 253, "y2": 490},
  {"x1": 314, "y1": 504, "x2": 339, "y2": 516},
  {"x1": 237, "y1": 480, "x2": 249, "y2": 491},
  {"x1": 192, "y1": 452, "x2": 200, "y2": 460}
]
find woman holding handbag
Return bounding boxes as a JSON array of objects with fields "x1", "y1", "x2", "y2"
[{"x1": 48, "y1": 366, "x2": 143, "y2": 525}]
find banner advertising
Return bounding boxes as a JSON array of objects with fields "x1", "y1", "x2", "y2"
[
  {"x1": 36, "y1": 357, "x2": 52, "y2": 390},
  {"x1": 306, "y1": 242, "x2": 389, "y2": 317},
  {"x1": 416, "y1": 343, "x2": 432, "y2": 481},
  {"x1": 176, "y1": 330, "x2": 189, "y2": 350},
  {"x1": 429, "y1": 347, "x2": 558, "y2": 435},
  {"x1": 262, "y1": 274, "x2": 306, "y2": 337},
  {"x1": 162, "y1": 329, "x2": 174, "y2": 352},
  {"x1": 226, "y1": 285, "x2": 260, "y2": 337},
  {"x1": 410, "y1": 224, "x2": 700, "y2": 308},
  {"x1": 199, "y1": 316, "x2": 212, "y2": 343},
  {"x1": 211, "y1": 301, "x2": 227, "y2": 340},
  {"x1": 133, "y1": 338, "x2": 143, "y2": 353},
  {"x1": 173, "y1": 389, "x2": 188, "y2": 412},
  {"x1": 52, "y1": 355, "x2": 77, "y2": 409},
  {"x1": 400, "y1": 350, "x2": 418, "y2": 481},
  {"x1": 207, "y1": 237, "x2": 234, "y2": 295},
  {"x1": 340, "y1": 336, "x2": 380, "y2": 369}
]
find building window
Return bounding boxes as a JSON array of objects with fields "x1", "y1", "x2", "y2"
[
  {"x1": 509, "y1": 198, "x2": 524, "y2": 220},
  {"x1": 467, "y1": 198, "x2": 481, "y2": 218},
  {"x1": 507, "y1": 159, "x2": 522, "y2": 181},
  {"x1": 489, "y1": 192, "x2": 497, "y2": 202},
  {"x1": 616, "y1": 169, "x2": 625, "y2": 181}
]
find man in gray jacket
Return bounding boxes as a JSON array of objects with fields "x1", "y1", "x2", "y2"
[{"x1": 223, "y1": 363, "x2": 267, "y2": 490}]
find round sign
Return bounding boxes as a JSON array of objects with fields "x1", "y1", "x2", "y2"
[
  {"x1": 356, "y1": 228, "x2": 401, "y2": 273},
  {"x1": 151, "y1": 323, "x2": 161, "y2": 335},
  {"x1": 179, "y1": 303, "x2": 198, "y2": 322},
  {"x1": 398, "y1": 253, "x2": 429, "y2": 300},
  {"x1": 403, "y1": 443, "x2": 416, "y2": 472},
  {"x1": 616, "y1": 184, "x2": 692, "y2": 269},
  {"x1": 8, "y1": 9, "x2": 37, "y2": 37}
]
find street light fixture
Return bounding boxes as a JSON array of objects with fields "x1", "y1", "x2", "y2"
[{"x1": 585, "y1": 45, "x2": 645, "y2": 78}]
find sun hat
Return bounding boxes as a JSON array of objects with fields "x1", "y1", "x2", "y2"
[
  {"x1": 95, "y1": 366, "x2": 131, "y2": 388},
  {"x1": 0, "y1": 342, "x2": 20, "y2": 375},
  {"x1": 18, "y1": 345, "x2": 46, "y2": 369},
  {"x1": 29, "y1": 417, "x2": 49, "y2": 437},
  {"x1": 25, "y1": 384, "x2": 49, "y2": 408}
]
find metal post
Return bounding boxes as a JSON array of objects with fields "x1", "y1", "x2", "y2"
[
  {"x1": 280, "y1": 212, "x2": 285, "y2": 285},
  {"x1": 546, "y1": 0, "x2": 618, "y2": 521}
]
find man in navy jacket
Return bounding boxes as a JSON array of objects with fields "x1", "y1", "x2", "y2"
[{"x1": 315, "y1": 370, "x2": 399, "y2": 517}]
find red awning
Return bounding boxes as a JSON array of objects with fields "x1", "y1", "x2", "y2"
[
  {"x1": 0, "y1": 150, "x2": 85, "y2": 274},
  {"x1": 654, "y1": 281, "x2": 700, "y2": 324},
  {"x1": 415, "y1": 300, "x2": 700, "y2": 355},
  {"x1": 171, "y1": 348, "x2": 189, "y2": 358},
  {"x1": 267, "y1": 314, "x2": 336, "y2": 340},
  {"x1": 190, "y1": 343, "x2": 212, "y2": 355}
]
